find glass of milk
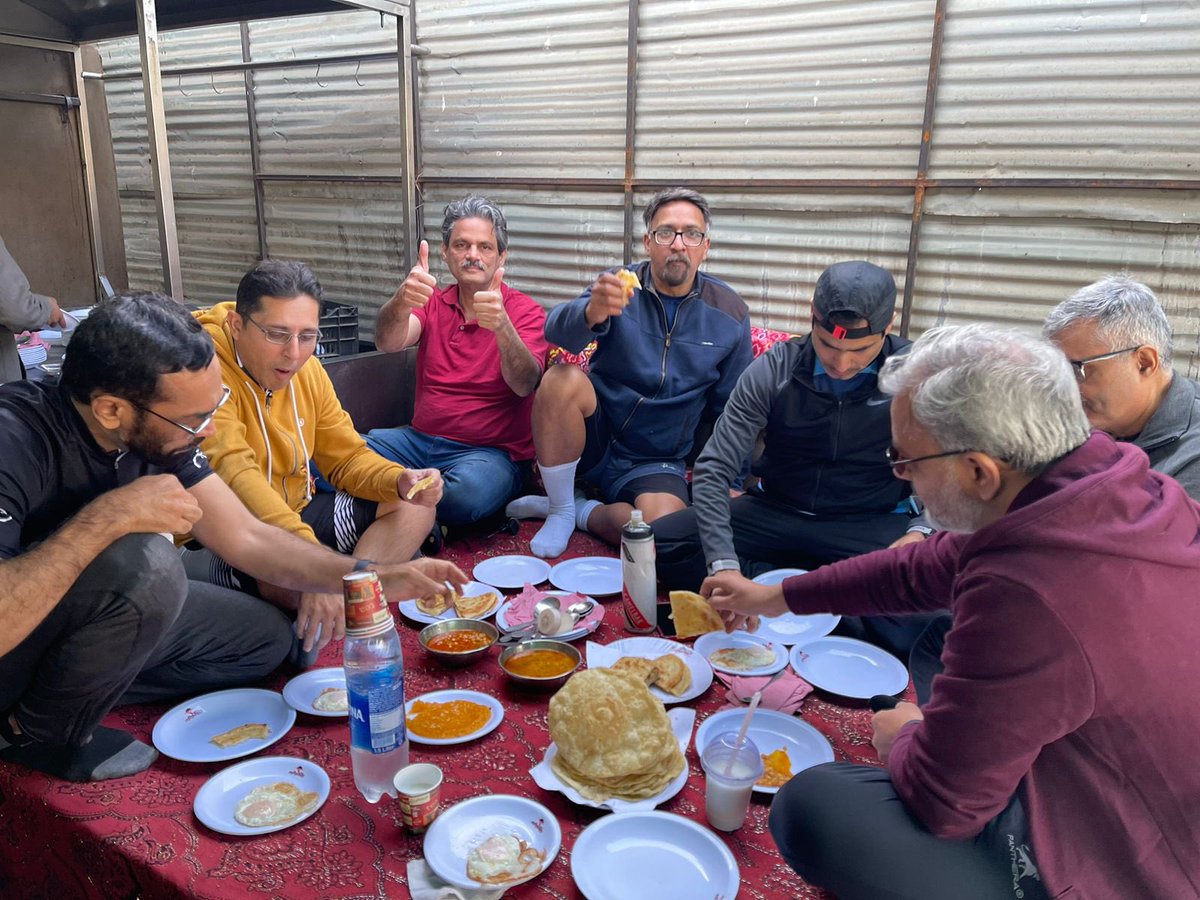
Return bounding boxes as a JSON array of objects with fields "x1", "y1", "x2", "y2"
[{"x1": 701, "y1": 731, "x2": 764, "y2": 832}]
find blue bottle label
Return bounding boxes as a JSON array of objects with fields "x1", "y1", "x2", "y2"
[{"x1": 347, "y1": 667, "x2": 406, "y2": 754}]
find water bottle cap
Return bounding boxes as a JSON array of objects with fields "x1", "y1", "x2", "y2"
[{"x1": 629, "y1": 509, "x2": 644, "y2": 525}]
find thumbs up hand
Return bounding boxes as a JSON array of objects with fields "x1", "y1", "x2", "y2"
[
  {"x1": 474, "y1": 266, "x2": 507, "y2": 332},
  {"x1": 397, "y1": 239, "x2": 437, "y2": 311}
]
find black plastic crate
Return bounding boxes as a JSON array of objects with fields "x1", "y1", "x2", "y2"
[{"x1": 317, "y1": 300, "x2": 359, "y2": 359}]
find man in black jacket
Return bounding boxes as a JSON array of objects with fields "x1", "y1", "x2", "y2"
[{"x1": 656, "y1": 260, "x2": 932, "y2": 657}]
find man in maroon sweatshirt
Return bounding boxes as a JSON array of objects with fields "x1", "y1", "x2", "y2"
[{"x1": 707, "y1": 324, "x2": 1200, "y2": 900}]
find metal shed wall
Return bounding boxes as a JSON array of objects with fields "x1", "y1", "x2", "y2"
[
  {"x1": 97, "y1": 1, "x2": 1200, "y2": 371},
  {"x1": 99, "y1": 10, "x2": 407, "y2": 338}
]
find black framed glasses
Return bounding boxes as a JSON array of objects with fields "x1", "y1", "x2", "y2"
[
  {"x1": 649, "y1": 227, "x2": 707, "y2": 247},
  {"x1": 245, "y1": 314, "x2": 322, "y2": 347},
  {"x1": 885, "y1": 445, "x2": 973, "y2": 469},
  {"x1": 131, "y1": 384, "x2": 232, "y2": 436},
  {"x1": 1067, "y1": 346, "x2": 1140, "y2": 382}
]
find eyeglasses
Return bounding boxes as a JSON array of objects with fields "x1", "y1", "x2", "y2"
[
  {"x1": 131, "y1": 385, "x2": 232, "y2": 436},
  {"x1": 1067, "y1": 346, "x2": 1140, "y2": 382},
  {"x1": 244, "y1": 314, "x2": 322, "y2": 347},
  {"x1": 649, "y1": 227, "x2": 707, "y2": 247},
  {"x1": 885, "y1": 445, "x2": 973, "y2": 469}
]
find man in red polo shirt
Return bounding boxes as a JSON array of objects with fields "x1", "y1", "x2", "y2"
[{"x1": 367, "y1": 196, "x2": 549, "y2": 526}]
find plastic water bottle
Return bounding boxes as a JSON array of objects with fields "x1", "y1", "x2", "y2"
[
  {"x1": 343, "y1": 571, "x2": 409, "y2": 803},
  {"x1": 621, "y1": 509, "x2": 657, "y2": 633}
]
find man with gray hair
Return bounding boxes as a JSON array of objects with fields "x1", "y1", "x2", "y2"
[
  {"x1": 369, "y1": 196, "x2": 550, "y2": 525},
  {"x1": 704, "y1": 324, "x2": 1200, "y2": 899},
  {"x1": 1044, "y1": 274, "x2": 1200, "y2": 498},
  {"x1": 508, "y1": 187, "x2": 752, "y2": 559}
]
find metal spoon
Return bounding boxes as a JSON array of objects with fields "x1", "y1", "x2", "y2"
[{"x1": 563, "y1": 600, "x2": 595, "y2": 626}]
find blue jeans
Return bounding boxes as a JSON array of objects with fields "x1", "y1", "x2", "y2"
[{"x1": 365, "y1": 426, "x2": 524, "y2": 525}]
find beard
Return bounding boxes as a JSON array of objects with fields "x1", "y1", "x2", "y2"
[
  {"x1": 657, "y1": 255, "x2": 693, "y2": 289},
  {"x1": 126, "y1": 411, "x2": 199, "y2": 468},
  {"x1": 921, "y1": 479, "x2": 986, "y2": 534}
]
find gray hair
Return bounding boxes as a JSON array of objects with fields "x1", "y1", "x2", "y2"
[
  {"x1": 441, "y1": 195, "x2": 509, "y2": 253},
  {"x1": 1043, "y1": 275, "x2": 1173, "y2": 367},
  {"x1": 643, "y1": 187, "x2": 712, "y2": 231},
  {"x1": 880, "y1": 324, "x2": 1091, "y2": 475}
]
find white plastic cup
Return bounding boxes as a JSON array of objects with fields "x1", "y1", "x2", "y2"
[{"x1": 701, "y1": 731, "x2": 764, "y2": 832}]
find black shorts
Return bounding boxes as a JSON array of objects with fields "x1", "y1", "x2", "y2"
[
  {"x1": 578, "y1": 404, "x2": 690, "y2": 505},
  {"x1": 181, "y1": 490, "x2": 378, "y2": 594}
]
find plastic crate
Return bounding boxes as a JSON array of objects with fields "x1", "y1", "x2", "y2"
[{"x1": 317, "y1": 300, "x2": 359, "y2": 359}]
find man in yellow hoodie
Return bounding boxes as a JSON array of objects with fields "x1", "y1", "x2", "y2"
[{"x1": 190, "y1": 260, "x2": 441, "y2": 664}]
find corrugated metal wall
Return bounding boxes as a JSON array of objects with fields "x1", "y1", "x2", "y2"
[
  {"x1": 98, "y1": 11, "x2": 405, "y2": 342},
  {"x1": 98, "y1": 1, "x2": 1200, "y2": 373}
]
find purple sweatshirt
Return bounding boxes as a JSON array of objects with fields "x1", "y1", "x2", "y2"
[{"x1": 783, "y1": 432, "x2": 1200, "y2": 899}]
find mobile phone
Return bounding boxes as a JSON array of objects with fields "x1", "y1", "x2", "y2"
[{"x1": 656, "y1": 602, "x2": 677, "y2": 637}]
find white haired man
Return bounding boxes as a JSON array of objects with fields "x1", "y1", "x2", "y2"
[
  {"x1": 1044, "y1": 274, "x2": 1199, "y2": 498},
  {"x1": 704, "y1": 325, "x2": 1200, "y2": 899}
]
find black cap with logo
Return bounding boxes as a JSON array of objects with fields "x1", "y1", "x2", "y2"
[{"x1": 812, "y1": 261, "x2": 897, "y2": 340}]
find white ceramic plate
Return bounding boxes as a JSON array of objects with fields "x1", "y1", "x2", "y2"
[
  {"x1": 591, "y1": 637, "x2": 714, "y2": 705},
  {"x1": 751, "y1": 567, "x2": 809, "y2": 585},
  {"x1": 548, "y1": 556, "x2": 622, "y2": 596},
  {"x1": 789, "y1": 636, "x2": 909, "y2": 699},
  {"x1": 695, "y1": 708, "x2": 834, "y2": 795},
  {"x1": 473, "y1": 555, "x2": 552, "y2": 590},
  {"x1": 494, "y1": 591, "x2": 604, "y2": 642},
  {"x1": 747, "y1": 568, "x2": 841, "y2": 646},
  {"x1": 405, "y1": 689, "x2": 504, "y2": 746},
  {"x1": 693, "y1": 631, "x2": 788, "y2": 677},
  {"x1": 749, "y1": 610, "x2": 841, "y2": 647},
  {"x1": 152, "y1": 688, "x2": 296, "y2": 763},
  {"x1": 282, "y1": 667, "x2": 347, "y2": 718},
  {"x1": 193, "y1": 756, "x2": 330, "y2": 836},
  {"x1": 423, "y1": 794, "x2": 561, "y2": 891},
  {"x1": 529, "y1": 708, "x2": 695, "y2": 814},
  {"x1": 396, "y1": 581, "x2": 499, "y2": 625},
  {"x1": 571, "y1": 811, "x2": 740, "y2": 900}
]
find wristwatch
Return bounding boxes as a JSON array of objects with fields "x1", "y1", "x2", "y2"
[
  {"x1": 351, "y1": 558, "x2": 377, "y2": 573},
  {"x1": 906, "y1": 525, "x2": 935, "y2": 537},
  {"x1": 707, "y1": 558, "x2": 740, "y2": 577}
]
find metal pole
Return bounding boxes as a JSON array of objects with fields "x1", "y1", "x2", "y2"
[
  {"x1": 240, "y1": 22, "x2": 269, "y2": 261},
  {"x1": 69, "y1": 47, "x2": 105, "y2": 302},
  {"x1": 135, "y1": 0, "x2": 183, "y2": 298},
  {"x1": 621, "y1": 0, "x2": 641, "y2": 264},
  {"x1": 398, "y1": 11, "x2": 419, "y2": 273},
  {"x1": 900, "y1": 0, "x2": 947, "y2": 337}
]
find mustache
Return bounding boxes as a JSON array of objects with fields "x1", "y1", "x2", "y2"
[{"x1": 463, "y1": 261, "x2": 486, "y2": 271}]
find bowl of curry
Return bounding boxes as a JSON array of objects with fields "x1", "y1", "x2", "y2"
[
  {"x1": 498, "y1": 639, "x2": 581, "y2": 691},
  {"x1": 419, "y1": 618, "x2": 499, "y2": 667}
]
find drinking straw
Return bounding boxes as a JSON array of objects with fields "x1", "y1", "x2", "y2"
[{"x1": 724, "y1": 690, "x2": 762, "y2": 776}]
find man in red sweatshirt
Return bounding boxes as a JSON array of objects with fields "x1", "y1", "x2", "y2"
[{"x1": 707, "y1": 324, "x2": 1200, "y2": 900}]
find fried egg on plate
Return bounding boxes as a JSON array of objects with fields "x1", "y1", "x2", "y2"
[
  {"x1": 466, "y1": 833, "x2": 545, "y2": 885},
  {"x1": 312, "y1": 686, "x2": 348, "y2": 712},
  {"x1": 709, "y1": 644, "x2": 777, "y2": 671},
  {"x1": 233, "y1": 781, "x2": 318, "y2": 828}
]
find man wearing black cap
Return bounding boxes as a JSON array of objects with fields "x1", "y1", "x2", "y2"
[{"x1": 655, "y1": 260, "x2": 933, "y2": 658}]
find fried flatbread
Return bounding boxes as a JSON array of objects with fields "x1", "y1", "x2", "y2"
[
  {"x1": 405, "y1": 473, "x2": 437, "y2": 500},
  {"x1": 612, "y1": 656, "x2": 659, "y2": 685},
  {"x1": 454, "y1": 590, "x2": 499, "y2": 619},
  {"x1": 649, "y1": 653, "x2": 691, "y2": 696},
  {"x1": 416, "y1": 589, "x2": 455, "y2": 616},
  {"x1": 668, "y1": 590, "x2": 724, "y2": 638},
  {"x1": 548, "y1": 669, "x2": 683, "y2": 802},
  {"x1": 210, "y1": 722, "x2": 270, "y2": 748},
  {"x1": 616, "y1": 267, "x2": 641, "y2": 302}
]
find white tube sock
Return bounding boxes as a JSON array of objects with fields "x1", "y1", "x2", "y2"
[
  {"x1": 505, "y1": 495, "x2": 550, "y2": 519},
  {"x1": 530, "y1": 459, "x2": 580, "y2": 558}
]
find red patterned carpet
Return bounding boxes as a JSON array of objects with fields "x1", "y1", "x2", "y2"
[{"x1": 0, "y1": 524, "x2": 892, "y2": 899}]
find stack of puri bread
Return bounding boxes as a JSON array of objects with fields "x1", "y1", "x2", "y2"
[{"x1": 548, "y1": 668, "x2": 684, "y2": 802}]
